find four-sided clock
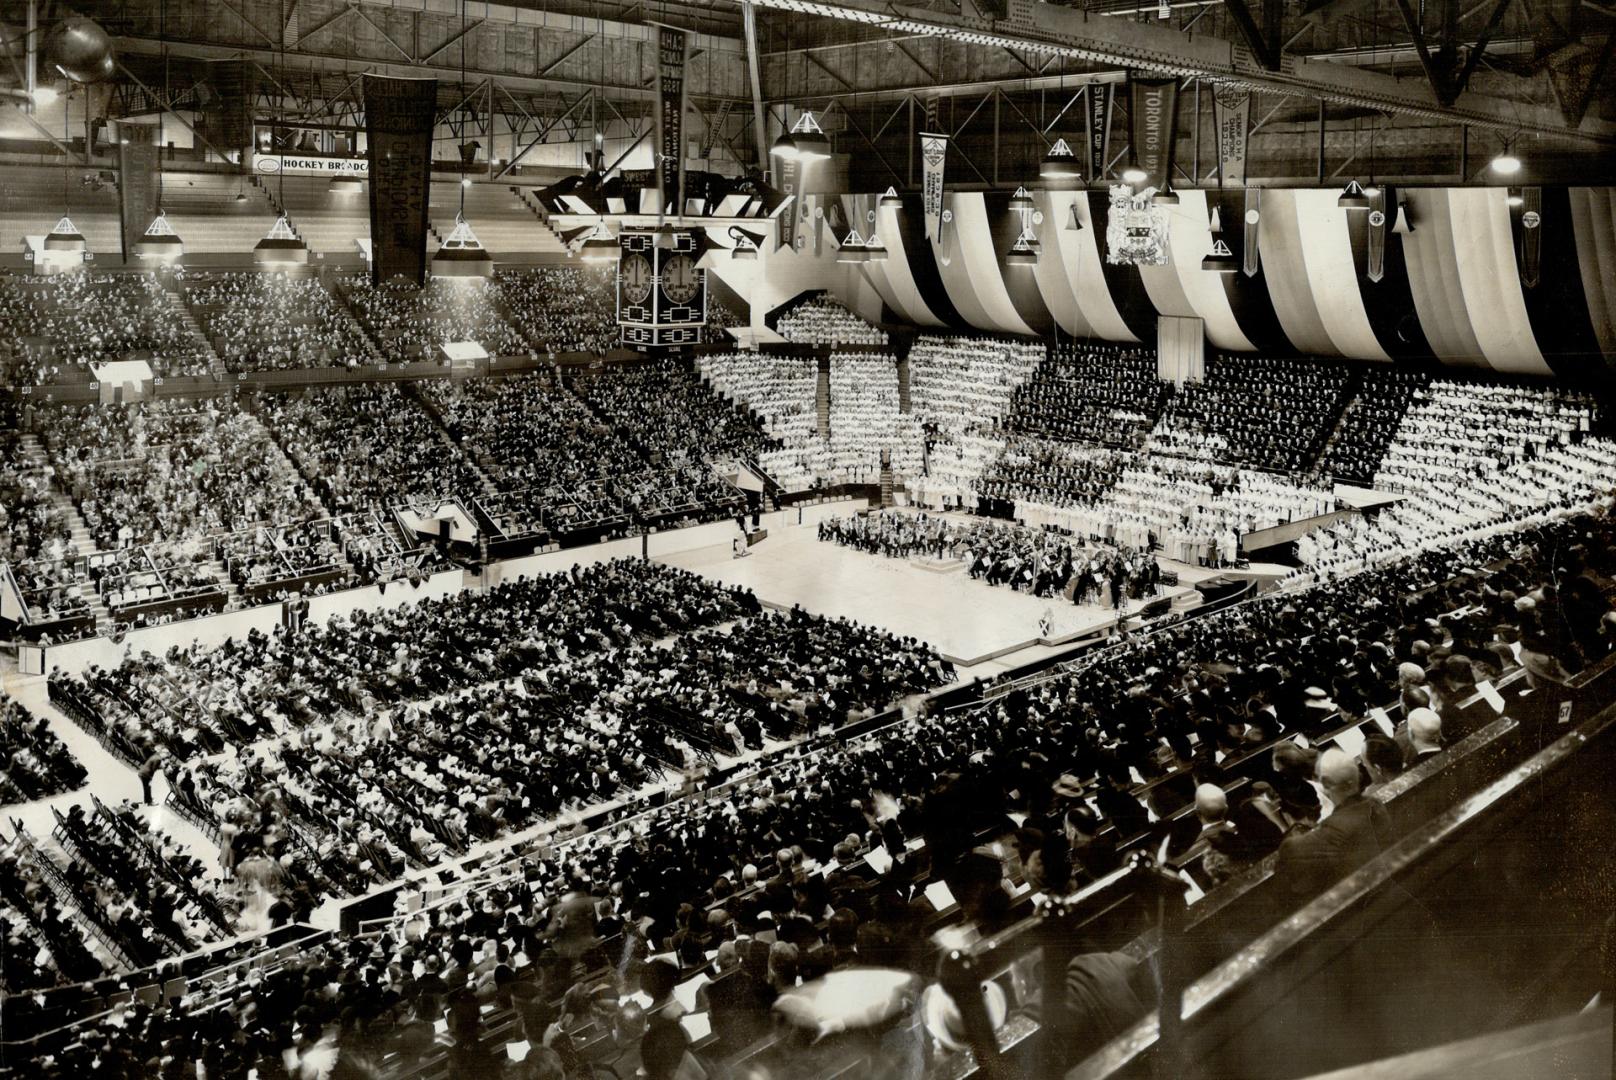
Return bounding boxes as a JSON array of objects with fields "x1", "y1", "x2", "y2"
[
  {"x1": 620, "y1": 253, "x2": 653, "y2": 306},
  {"x1": 617, "y1": 231, "x2": 707, "y2": 349}
]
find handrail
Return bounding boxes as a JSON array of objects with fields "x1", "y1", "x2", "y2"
[{"x1": 1067, "y1": 700, "x2": 1616, "y2": 1080}]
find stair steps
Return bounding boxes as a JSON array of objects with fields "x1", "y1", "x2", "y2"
[
  {"x1": 815, "y1": 356, "x2": 831, "y2": 441},
  {"x1": 321, "y1": 277, "x2": 390, "y2": 364},
  {"x1": 159, "y1": 290, "x2": 226, "y2": 375},
  {"x1": 896, "y1": 355, "x2": 912, "y2": 414}
]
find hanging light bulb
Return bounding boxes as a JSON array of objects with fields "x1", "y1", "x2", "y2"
[
  {"x1": 1121, "y1": 165, "x2": 1148, "y2": 185},
  {"x1": 1506, "y1": 194, "x2": 1524, "y2": 208},
  {"x1": 878, "y1": 186, "x2": 903, "y2": 209},
  {"x1": 1337, "y1": 179, "x2": 1371, "y2": 211},
  {"x1": 1201, "y1": 237, "x2": 1239, "y2": 273},
  {"x1": 1491, "y1": 150, "x2": 1522, "y2": 176},
  {"x1": 836, "y1": 229, "x2": 869, "y2": 263},
  {"x1": 770, "y1": 131, "x2": 799, "y2": 160},
  {"x1": 1040, "y1": 138, "x2": 1082, "y2": 183},
  {"x1": 788, "y1": 111, "x2": 830, "y2": 160},
  {"x1": 1005, "y1": 227, "x2": 1038, "y2": 267},
  {"x1": 44, "y1": 215, "x2": 86, "y2": 252},
  {"x1": 1066, "y1": 202, "x2": 1085, "y2": 232},
  {"x1": 1209, "y1": 205, "x2": 1224, "y2": 234}
]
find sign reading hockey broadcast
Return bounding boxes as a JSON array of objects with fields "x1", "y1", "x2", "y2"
[
  {"x1": 253, "y1": 153, "x2": 369, "y2": 177},
  {"x1": 921, "y1": 131, "x2": 949, "y2": 242},
  {"x1": 1212, "y1": 87, "x2": 1250, "y2": 188},
  {"x1": 651, "y1": 22, "x2": 690, "y2": 214}
]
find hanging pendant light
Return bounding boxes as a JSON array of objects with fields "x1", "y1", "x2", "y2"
[
  {"x1": 1005, "y1": 228, "x2": 1038, "y2": 267},
  {"x1": 1201, "y1": 237, "x2": 1239, "y2": 272},
  {"x1": 1490, "y1": 148, "x2": 1522, "y2": 176},
  {"x1": 1209, "y1": 205, "x2": 1224, "y2": 234},
  {"x1": 1040, "y1": 138, "x2": 1082, "y2": 183},
  {"x1": 135, "y1": 210, "x2": 183, "y2": 262},
  {"x1": 864, "y1": 232, "x2": 888, "y2": 262},
  {"x1": 770, "y1": 131, "x2": 799, "y2": 160},
  {"x1": 789, "y1": 111, "x2": 830, "y2": 161},
  {"x1": 254, "y1": 214, "x2": 309, "y2": 266},
  {"x1": 1338, "y1": 179, "x2": 1371, "y2": 211},
  {"x1": 1007, "y1": 187, "x2": 1035, "y2": 215},
  {"x1": 578, "y1": 221, "x2": 618, "y2": 263},
  {"x1": 44, "y1": 215, "x2": 86, "y2": 252},
  {"x1": 432, "y1": 213, "x2": 494, "y2": 278},
  {"x1": 879, "y1": 186, "x2": 903, "y2": 209},
  {"x1": 836, "y1": 229, "x2": 869, "y2": 263},
  {"x1": 1392, "y1": 202, "x2": 1414, "y2": 235},
  {"x1": 1121, "y1": 164, "x2": 1148, "y2": 185}
]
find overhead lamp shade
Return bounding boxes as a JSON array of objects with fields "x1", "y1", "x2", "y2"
[
  {"x1": 1201, "y1": 237, "x2": 1239, "y2": 272},
  {"x1": 44, "y1": 215, "x2": 86, "y2": 252},
  {"x1": 1153, "y1": 186, "x2": 1179, "y2": 205},
  {"x1": 234, "y1": 191, "x2": 249, "y2": 203},
  {"x1": 1121, "y1": 166, "x2": 1148, "y2": 185},
  {"x1": 1338, "y1": 180, "x2": 1371, "y2": 211},
  {"x1": 1040, "y1": 138, "x2": 1082, "y2": 182},
  {"x1": 794, "y1": 132, "x2": 831, "y2": 161},
  {"x1": 329, "y1": 177, "x2": 363, "y2": 194},
  {"x1": 1208, "y1": 205, "x2": 1223, "y2": 234},
  {"x1": 578, "y1": 225, "x2": 618, "y2": 263},
  {"x1": 864, "y1": 234, "x2": 888, "y2": 262},
  {"x1": 1490, "y1": 152, "x2": 1522, "y2": 176},
  {"x1": 1005, "y1": 246, "x2": 1038, "y2": 267},
  {"x1": 771, "y1": 132, "x2": 800, "y2": 159},
  {"x1": 836, "y1": 231, "x2": 868, "y2": 263},
  {"x1": 254, "y1": 215, "x2": 309, "y2": 266},
  {"x1": 135, "y1": 211, "x2": 183, "y2": 262},
  {"x1": 1007, "y1": 190, "x2": 1034, "y2": 214},
  {"x1": 1392, "y1": 204, "x2": 1414, "y2": 235},
  {"x1": 879, "y1": 187, "x2": 903, "y2": 209},
  {"x1": 432, "y1": 214, "x2": 494, "y2": 279}
]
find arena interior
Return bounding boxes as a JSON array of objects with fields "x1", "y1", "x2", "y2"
[{"x1": 0, "y1": 0, "x2": 1615, "y2": 1077}]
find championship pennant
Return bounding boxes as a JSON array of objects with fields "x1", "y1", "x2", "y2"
[
  {"x1": 1519, "y1": 187, "x2": 1542, "y2": 288},
  {"x1": 1086, "y1": 84, "x2": 1113, "y2": 183},
  {"x1": 1128, "y1": 75, "x2": 1181, "y2": 192},
  {"x1": 1243, "y1": 188, "x2": 1261, "y2": 277},
  {"x1": 1366, "y1": 188, "x2": 1388, "y2": 283},
  {"x1": 1212, "y1": 87, "x2": 1250, "y2": 188},
  {"x1": 921, "y1": 131, "x2": 950, "y2": 243},
  {"x1": 651, "y1": 23, "x2": 690, "y2": 215}
]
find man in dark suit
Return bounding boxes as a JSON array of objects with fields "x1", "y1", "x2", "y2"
[{"x1": 1275, "y1": 749, "x2": 1392, "y2": 897}]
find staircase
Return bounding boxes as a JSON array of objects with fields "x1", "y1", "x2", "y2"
[
  {"x1": 879, "y1": 461, "x2": 895, "y2": 509},
  {"x1": 816, "y1": 356, "x2": 831, "y2": 440},
  {"x1": 509, "y1": 187, "x2": 570, "y2": 250},
  {"x1": 405, "y1": 386, "x2": 500, "y2": 497},
  {"x1": 157, "y1": 289, "x2": 226, "y2": 376},
  {"x1": 1311, "y1": 372, "x2": 1366, "y2": 476},
  {"x1": 197, "y1": 551, "x2": 241, "y2": 607},
  {"x1": 321, "y1": 277, "x2": 389, "y2": 364},
  {"x1": 896, "y1": 355, "x2": 912, "y2": 414},
  {"x1": 700, "y1": 99, "x2": 737, "y2": 159}
]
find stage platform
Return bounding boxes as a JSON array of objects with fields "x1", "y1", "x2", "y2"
[
  {"x1": 658, "y1": 523, "x2": 1199, "y2": 670},
  {"x1": 1334, "y1": 484, "x2": 1406, "y2": 511}
]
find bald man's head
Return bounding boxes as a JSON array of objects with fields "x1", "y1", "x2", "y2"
[
  {"x1": 1316, "y1": 748, "x2": 1361, "y2": 802},
  {"x1": 1194, "y1": 784, "x2": 1227, "y2": 825},
  {"x1": 1407, "y1": 708, "x2": 1443, "y2": 752}
]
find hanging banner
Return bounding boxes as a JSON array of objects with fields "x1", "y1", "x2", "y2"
[
  {"x1": 651, "y1": 22, "x2": 690, "y2": 215},
  {"x1": 363, "y1": 74, "x2": 438, "y2": 286},
  {"x1": 1212, "y1": 86, "x2": 1250, "y2": 188},
  {"x1": 1085, "y1": 84, "x2": 1113, "y2": 182},
  {"x1": 1366, "y1": 189, "x2": 1388, "y2": 282},
  {"x1": 117, "y1": 122, "x2": 160, "y2": 265},
  {"x1": 1128, "y1": 75, "x2": 1181, "y2": 192},
  {"x1": 1520, "y1": 186, "x2": 1542, "y2": 288},
  {"x1": 1243, "y1": 188, "x2": 1261, "y2": 277},
  {"x1": 921, "y1": 131, "x2": 949, "y2": 242},
  {"x1": 778, "y1": 155, "x2": 800, "y2": 252}
]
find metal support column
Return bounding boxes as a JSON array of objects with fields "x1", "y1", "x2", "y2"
[
  {"x1": 1317, "y1": 100, "x2": 1326, "y2": 185},
  {"x1": 741, "y1": 2, "x2": 769, "y2": 177}
]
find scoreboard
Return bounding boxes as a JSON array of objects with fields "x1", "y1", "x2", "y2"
[{"x1": 617, "y1": 230, "x2": 707, "y2": 348}]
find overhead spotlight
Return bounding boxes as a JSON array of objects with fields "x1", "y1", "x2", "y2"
[
  {"x1": 1209, "y1": 205, "x2": 1223, "y2": 234},
  {"x1": 1338, "y1": 179, "x2": 1371, "y2": 211},
  {"x1": 1506, "y1": 194, "x2": 1524, "y2": 208},
  {"x1": 1005, "y1": 228, "x2": 1038, "y2": 267},
  {"x1": 253, "y1": 214, "x2": 309, "y2": 266},
  {"x1": 135, "y1": 210, "x2": 183, "y2": 262},
  {"x1": 1040, "y1": 138, "x2": 1082, "y2": 183},
  {"x1": 1066, "y1": 202, "x2": 1085, "y2": 231},
  {"x1": 1392, "y1": 203, "x2": 1414, "y2": 235},
  {"x1": 234, "y1": 190, "x2": 249, "y2": 202},
  {"x1": 879, "y1": 186, "x2": 903, "y2": 209},
  {"x1": 1363, "y1": 185, "x2": 1381, "y2": 199},
  {"x1": 31, "y1": 85, "x2": 59, "y2": 107},
  {"x1": 1121, "y1": 165, "x2": 1148, "y2": 185},
  {"x1": 864, "y1": 233, "x2": 888, "y2": 262},
  {"x1": 1201, "y1": 237, "x2": 1239, "y2": 273},
  {"x1": 727, "y1": 225, "x2": 761, "y2": 261},
  {"x1": 788, "y1": 111, "x2": 831, "y2": 160},
  {"x1": 836, "y1": 229, "x2": 869, "y2": 263},
  {"x1": 44, "y1": 215, "x2": 86, "y2": 253},
  {"x1": 1491, "y1": 151, "x2": 1522, "y2": 176},
  {"x1": 461, "y1": 177, "x2": 473, "y2": 188},
  {"x1": 432, "y1": 213, "x2": 494, "y2": 279},
  {"x1": 770, "y1": 132, "x2": 799, "y2": 160}
]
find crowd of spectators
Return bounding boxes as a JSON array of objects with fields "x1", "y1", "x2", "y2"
[
  {"x1": 41, "y1": 400, "x2": 321, "y2": 552},
  {"x1": 0, "y1": 270, "x2": 209, "y2": 383},
  {"x1": 776, "y1": 296, "x2": 885, "y2": 345},
  {"x1": 0, "y1": 697, "x2": 87, "y2": 805},
  {"x1": 184, "y1": 272, "x2": 375, "y2": 372},
  {"x1": 1146, "y1": 355, "x2": 1350, "y2": 473},
  {"x1": 495, "y1": 268, "x2": 619, "y2": 356},
  {"x1": 826, "y1": 353, "x2": 924, "y2": 485},
  {"x1": 909, "y1": 335, "x2": 1044, "y2": 439},
  {"x1": 339, "y1": 276, "x2": 528, "y2": 359},
  {"x1": 568, "y1": 358, "x2": 776, "y2": 468},
  {"x1": 21, "y1": 494, "x2": 1609, "y2": 1080},
  {"x1": 699, "y1": 352, "x2": 821, "y2": 492},
  {"x1": 255, "y1": 385, "x2": 488, "y2": 514},
  {"x1": 1007, "y1": 343, "x2": 1168, "y2": 449},
  {"x1": 1314, "y1": 368, "x2": 1429, "y2": 487}
]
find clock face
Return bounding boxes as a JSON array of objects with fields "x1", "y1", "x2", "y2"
[
  {"x1": 661, "y1": 254, "x2": 700, "y2": 306},
  {"x1": 620, "y1": 254, "x2": 653, "y2": 305}
]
